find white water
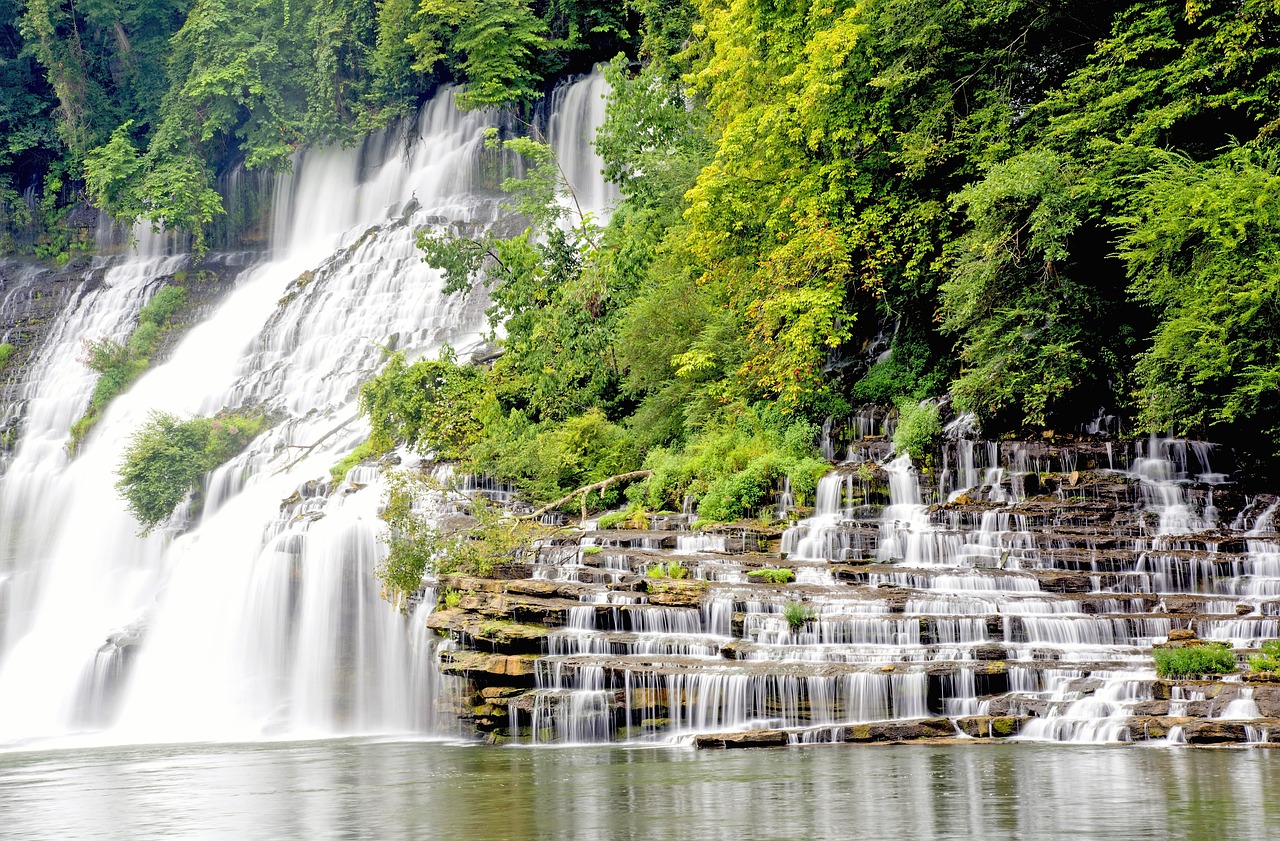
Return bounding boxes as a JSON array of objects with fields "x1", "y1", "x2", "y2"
[{"x1": 0, "y1": 75, "x2": 614, "y2": 747}]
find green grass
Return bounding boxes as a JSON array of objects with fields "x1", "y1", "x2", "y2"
[
  {"x1": 0, "y1": 343, "x2": 14, "y2": 372},
  {"x1": 1153, "y1": 643, "x2": 1237, "y2": 678},
  {"x1": 330, "y1": 440, "x2": 374, "y2": 483}
]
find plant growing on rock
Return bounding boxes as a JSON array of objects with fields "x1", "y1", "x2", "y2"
[
  {"x1": 1248, "y1": 640, "x2": 1280, "y2": 673},
  {"x1": 892, "y1": 399, "x2": 942, "y2": 463},
  {"x1": 73, "y1": 285, "x2": 188, "y2": 452},
  {"x1": 378, "y1": 470, "x2": 553, "y2": 597},
  {"x1": 647, "y1": 560, "x2": 689, "y2": 580},
  {"x1": 115, "y1": 410, "x2": 268, "y2": 533},
  {"x1": 1153, "y1": 643, "x2": 1237, "y2": 678},
  {"x1": 783, "y1": 601, "x2": 817, "y2": 631},
  {"x1": 748, "y1": 568, "x2": 795, "y2": 584}
]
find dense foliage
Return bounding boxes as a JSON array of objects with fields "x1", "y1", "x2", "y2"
[
  {"x1": 378, "y1": 469, "x2": 551, "y2": 593},
  {"x1": 1153, "y1": 643, "x2": 1238, "y2": 679},
  {"x1": 9, "y1": 0, "x2": 1280, "y2": 511},
  {"x1": 115, "y1": 410, "x2": 267, "y2": 532}
]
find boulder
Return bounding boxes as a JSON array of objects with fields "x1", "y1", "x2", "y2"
[
  {"x1": 955, "y1": 716, "x2": 1027, "y2": 738},
  {"x1": 694, "y1": 729, "x2": 789, "y2": 749},
  {"x1": 843, "y1": 718, "x2": 955, "y2": 743}
]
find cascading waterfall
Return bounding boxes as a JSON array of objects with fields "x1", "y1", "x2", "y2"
[{"x1": 0, "y1": 74, "x2": 614, "y2": 746}]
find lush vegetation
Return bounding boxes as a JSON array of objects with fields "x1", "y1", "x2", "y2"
[
  {"x1": 1153, "y1": 643, "x2": 1238, "y2": 679},
  {"x1": 378, "y1": 470, "x2": 550, "y2": 593},
  {"x1": 71, "y1": 284, "x2": 186, "y2": 452},
  {"x1": 9, "y1": 0, "x2": 1280, "y2": 548},
  {"x1": 646, "y1": 559, "x2": 688, "y2": 580},
  {"x1": 0, "y1": 342, "x2": 13, "y2": 372},
  {"x1": 115, "y1": 410, "x2": 268, "y2": 532},
  {"x1": 747, "y1": 568, "x2": 795, "y2": 585},
  {"x1": 1248, "y1": 640, "x2": 1280, "y2": 674}
]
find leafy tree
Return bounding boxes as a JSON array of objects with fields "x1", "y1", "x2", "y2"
[
  {"x1": 1119, "y1": 146, "x2": 1280, "y2": 450},
  {"x1": 409, "y1": 0, "x2": 547, "y2": 110}
]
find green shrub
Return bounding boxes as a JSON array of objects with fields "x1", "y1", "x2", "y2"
[
  {"x1": 596, "y1": 510, "x2": 628, "y2": 529},
  {"x1": 892, "y1": 399, "x2": 942, "y2": 462},
  {"x1": 442, "y1": 588, "x2": 462, "y2": 610},
  {"x1": 782, "y1": 601, "x2": 816, "y2": 630},
  {"x1": 636, "y1": 405, "x2": 829, "y2": 522},
  {"x1": 1153, "y1": 643, "x2": 1237, "y2": 678},
  {"x1": 115, "y1": 410, "x2": 268, "y2": 533},
  {"x1": 748, "y1": 568, "x2": 795, "y2": 584},
  {"x1": 378, "y1": 471, "x2": 552, "y2": 595},
  {"x1": 581, "y1": 545, "x2": 603, "y2": 555},
  {"x1": 0, "y1": 343, "x2": 14, "y2": 372},
  {"x1": 647, "y1": 560, "x2": 689, "y2": 580},
  {"x1": 1248, "y1": 639, "x2": 1280, "y2": 673}
]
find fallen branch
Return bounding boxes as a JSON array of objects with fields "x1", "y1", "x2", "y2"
[
  {"x1": 520, "y1": 470, "x2": 654, "y2": 521},
  {"x1": 274, "y1": 413, "x2": 360, "y2": 475}
]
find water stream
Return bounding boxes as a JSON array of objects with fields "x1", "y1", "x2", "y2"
[{"x1": 0, "y1": 74, "x2": 613, "y2": 747}]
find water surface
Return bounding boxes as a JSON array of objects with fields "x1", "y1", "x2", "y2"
[{"x1": 1, "y1": 741, "x2": 1274, "y2": 840}]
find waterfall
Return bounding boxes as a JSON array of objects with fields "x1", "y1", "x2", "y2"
[{"x1": 0, "y1": 74, "x2": 615, "y2": 746}]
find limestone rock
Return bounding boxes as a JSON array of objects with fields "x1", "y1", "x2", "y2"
[{"x1": 694, "y1": 729, "x2": 789, "y2": 749}]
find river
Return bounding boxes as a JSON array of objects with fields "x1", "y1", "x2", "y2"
[{"x1": 0, "y1": 740, "x2": 1273, "y2": 840}]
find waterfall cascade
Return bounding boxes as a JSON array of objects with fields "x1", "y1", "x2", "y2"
[
  {"x1": 427, "y1": 433, "x2": 1280, "y2": 746},
  {"x1": 0, "y1": 73, "x2": 615, "y2": 747},
  {"x1": 3, "y1": 70, "x2": 1276, "y2": 751}
]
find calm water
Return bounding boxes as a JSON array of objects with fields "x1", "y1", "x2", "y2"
[{"x1": 0, "y1": 740, "x2": 1276, "y2": 840}]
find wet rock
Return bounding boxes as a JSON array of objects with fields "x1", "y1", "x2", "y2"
[
  {"x1": 1130, "y1": 701, "x2": 1171, "y2": 717},
  {"x1": 842, "y1": 718, "x2": 955, "y2": 743},
  {"x1": 1125, "y1": 716, "x2": 1192, "y2": 741},
  {"x1": 955, "y1": 716, "x2": 1027, "y2": 738},
  {"x1": 694, "y1": 729, "x2": 789, "y2": 749},
  {"x1": 642, "y1": 579, "x2": 708, "y2": 607},
  {"x1": 1167, "y1": 628, "x2": 1198, "y2": 642},
  {"x1": 1180, "y1": 720, "x2": 1249, "y2": 744},
  {"x1": 438, "y1": 650, "x2": 539, "y2": 686}
]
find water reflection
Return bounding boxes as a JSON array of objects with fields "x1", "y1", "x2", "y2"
[{"x1": 0, "y1": 741, "x2": 1275, "y2": 840}]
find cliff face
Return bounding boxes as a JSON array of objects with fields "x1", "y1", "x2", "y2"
[
  {"x1": 423, "y1": 438, "x2": 1280, "y2": 747},
  {"x1": 0, "y1": 250, "x2": 253, "y2": 461}
]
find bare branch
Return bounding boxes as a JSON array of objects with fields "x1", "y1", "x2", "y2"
[{"x1": 520, "y1": 470, "x2": 654, "y2": 520}]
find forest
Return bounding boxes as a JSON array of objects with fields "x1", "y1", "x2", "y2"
[{"x1": 5, "y1": 0, "x2": 1280, "y2": 520}]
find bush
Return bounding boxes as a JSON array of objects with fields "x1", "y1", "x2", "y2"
[
  {"x1": 378, "y1": 471, "x2": 552, "y2": 595},
  {"x1": 1248, "y1": 639, "x2": 1280, "y2": 673},
  {"x1": 782, "y1": 601, "x2": 816, "y2": 630},
  {"x1": 115, "y1": 410, "x2": 268, "y2": 533},
  {"x1": 748, "y1": 568, "x2": 795, "y2": 584},
  {"x1": 1153, "y1": 643, "x2": 1237, "y2": 678},
  {"x1": 0, "y1": 343, "x2": 14, "y2": 372},
  {"x1": 892, "y1": 399, "x2": 942, "y2": 463},
  {"x1": 647, "y1": 560, "x2": 689, "y2": 580},
  {"x1": 636, "y1": 404, "x2": 829, "y2": 522}
]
